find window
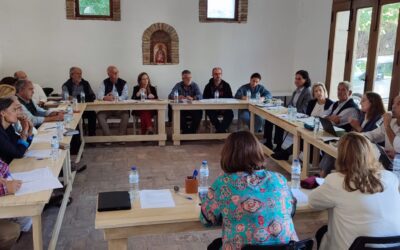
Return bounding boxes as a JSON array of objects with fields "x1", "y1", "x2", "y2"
[
  {"x1": 199, "y1": 0, "x2": 247, "y2": 23},
  {"x1": 326, "y1": 0, "x2": 400, "y2": 108},
  {"x1": 66, "y1": 0, "x2": 120, "y2": 21},
  {"x1": 207, "y1": 0, "x2": 237, "y2": 20},
  {"x1": 77, "y1": 0, "x2": 111, "y2": 16}
]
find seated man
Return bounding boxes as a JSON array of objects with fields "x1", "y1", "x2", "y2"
[
  {"x1": 96, "y1": 66, "x2": 129, "y2": 141},
  {"x1": 318, "y1": 81, "x2": 361, "y2": 177},
  {"x1": 14, "y1": 71, "x2": 47, "y2": 106},
  {"x1": 203, "y1": 67, "x2": 233, "y2": 133},
  {"x1": 235, "y1": 73, "x2": 272, "y2": 131},
  {"x1": 364, "y1": 95, "x2": 400, "y2": 158},
  {"x1": 62, "y1": 67, "x2": 97, "y2": 136},
  {"x1": 168, "y1": 70, "x2": 203, "y2": 134},
  {"x1": 16, "y1": 79, "x2": 63, "y2": 127}
]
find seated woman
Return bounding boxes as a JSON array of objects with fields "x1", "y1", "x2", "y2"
[
  {"x1": 319, "y1": 92, "x2": 385, "y2": 177},
  {"x1": 309, "y1": 132, "x2": 400, "y2": 250},
  {"x1": 264, "y1": 70, "x2": 312, "y2": 150},
  {"x1": 349, "y1": 92, "x2": 385, "y2": 132},
  {"x1": 132, "y1": 72, "x2": 158, "y2": 134},
  {"x1": 272, "y1": 82, "x2": 333, "y2": 160},
  {"x1": 200, "y1": 131, "x2": 297, "y2": 250},
  {"x1": 0, "y1": 97, "x2": 33, "y2": 164},
  {"x1": 0, "y1": 159, "x2": 22, "y2": 250}
]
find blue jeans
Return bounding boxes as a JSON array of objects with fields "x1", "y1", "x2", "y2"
[{"x1": 239, "y1": 110, "x2": 264, "y2": 132}]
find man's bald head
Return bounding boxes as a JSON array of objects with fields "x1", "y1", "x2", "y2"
[{"x1": 14, "y1": 71, "x2": 27, "y2": 80}]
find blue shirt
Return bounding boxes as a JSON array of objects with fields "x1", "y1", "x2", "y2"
[
  {"x1": 235, "y1": 84, "x2": 272, "y2": 99},
  {"x1": 168, "y1": 81, "x2": 202, "y2": 100}
]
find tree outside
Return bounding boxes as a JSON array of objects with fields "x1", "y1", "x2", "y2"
[{"x1": 79, "y1": 0, "x2": 110, "y2": 16}]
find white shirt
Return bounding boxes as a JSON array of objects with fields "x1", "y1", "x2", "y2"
[
  {"x1": 322, "y1": 99, "x2": 360, "y2": 126},
  {"x1": 32, "y1": 83, "x2": 47, "y2": 104},
  {"x1": 364, "y1": 119, "x2": 400, "y2": 153},
  {"x1": 97, "y1": 82, "x2": 129, "y2": 101},
  {"x1": 310, "y1": 102, "x2": 325, "y2": 117},
  {"x1": 309, "y1": 171, "x2": 400, "y2": 250}
]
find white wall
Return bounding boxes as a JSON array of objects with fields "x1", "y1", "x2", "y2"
[
  {"x1": 293, "y1": 0, "x2": 332, "y2": 84},
  {"x1": 0, "y1": 0, "x2": 331, "y2": 98}
]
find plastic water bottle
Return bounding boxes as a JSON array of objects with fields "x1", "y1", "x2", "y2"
[
  {"x1": 80, "y1": 91, "x2": 85, "y2": 103},
  {"x1": 65, "y1": 105, "x2": 73, "y2": 124},
  {"x1": 51, "y1": 136, "x2": 59, "y2": 161},
  {"x1": 129, "y1": 166, "x2": 139, "y2": 200},
  {"x1": 140, "y1": 89, "x2": 146, "y2": 102},
  {"x1": 288, "y1": 105, "x2": 294, "y2": 121},
  {"x1": 255, "y1": 92, "x2": 261, "y2": 103},
  {"x1": 393, "y1": 154, "x2": 400, "y2": 180},
  {"x1": 173, "y1": 90, "x2": 179, "y2": 103},
  {"x1": 56, "y1": 122, "x2": 64, "y2": 141},
  {"x1": 246, "y1": 90, "x2": 251, "y2": 101},
  {"x1": 313, "y1": 117, "x2": 320, "y2": 136},
  {"x1": 198, "y1": 160, "x2": 209, "y2": 196},
  {"x1": 291, "y1": 159, "x2": 301, "y2": 189},
  {"x1": 214, "y1": 90, "x2": 219, "y2": 99},
  {"x1": 63, "y1": 91, "x2": 69, "y2": 101}
]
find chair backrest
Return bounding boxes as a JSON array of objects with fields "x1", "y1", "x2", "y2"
[
  {"x1": 242, "y1": 239, "x2": 313, "y2": 250},
  {"x1": 349, "y1": 236, "x2": 400, "y2": 250},
  {"x1": 42, "y1": 87, "x2": 54, "y2": 97}
]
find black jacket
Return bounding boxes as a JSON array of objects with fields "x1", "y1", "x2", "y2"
[
  {"x1": 132, "y1": 85, "x2": 158, "y2": 100},
  {"x1": 305, "y1": 98, "x2": 334, "y2": 116},
  {"x1": 0, "y1": 125, "x2": 31, "y2": 164},
  {"x1": 203, "y1": 79, "x2": 233, "y2": 99},
  {"x1": 62, "y1": 78, "x2": 96, "y2": 102}
]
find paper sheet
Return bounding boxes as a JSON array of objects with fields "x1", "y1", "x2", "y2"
[
  {"x1": 316, "y1": 178, "x2": 325, "y2": 186},
  {"x1": 139, "y1": 189, "x2": 176, "y2": 209},
  {"x1": 32, "y1": 134, "x2": 55, "y2": 143},
  {"x1": 24, "y1": 149, "x2": 54, "y2": 159},
  {"x1": 291, "y1": 188, "x2": 309, "y2": 205},
  {"x1": 11, "y1": 167, "x2": 63, "y2": 196},
  {"x1": 197, "y1": 98, "x2": 240, "y2": 104}
]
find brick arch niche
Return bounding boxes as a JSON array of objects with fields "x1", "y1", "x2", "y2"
[{"x1": 142, "y1": 23, "x2": 179, "y2": 65}]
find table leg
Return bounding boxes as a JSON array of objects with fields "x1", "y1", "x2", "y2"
[
  {"x1": 250, "y1": 111, "x2": 255, "y2": 134},
  {"x1": 293, "y1": 132, "x2": 300, "y2": 160},
  {"x1": 62, "y1": 151, "x2": 71, "y2": 186},
  {"x1": 75, "y1": 118, "x2": 85, "y2": 164},
  {"x1": 302, "y1": 140, "x2": 310, "y2": 179},
  {"x1": 158, "y1": 109, "x2": 166, "y2": 146},
  {"x1": 108, "y1": 238, "x2": 128, "y2": 250},
  {"x1": 173, "y1": 109, "x2": 180, "y2": 146},
  {"x1": 312, "y1": 146, "x2": 321, "y2": 169},
  {"x1": 32, "y1": 215, "x2": 43, "y2": 250}
]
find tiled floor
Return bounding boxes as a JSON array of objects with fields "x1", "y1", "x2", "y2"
[{"x1": 13, "y1": 140, "x2": 325, "y2": 250}]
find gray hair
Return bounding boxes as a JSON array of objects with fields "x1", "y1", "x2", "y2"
[
  {"x1": 69, "y1": 67, "x2": 82, "y2": 77},
  {"x1": 311, "y1": 82, "x2": 329, "y2": 98},
  {"x1": 15, "y1": 79, "x2": 30, "y2": 93},
  {"x1": 212, "y1": 67, "x2": 222, "y2": 74},
  {"x1": 338, "y1": 81, "x2": 352, "y2": 91}
]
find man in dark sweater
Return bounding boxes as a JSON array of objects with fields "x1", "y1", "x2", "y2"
[
  {"x1": 62, "y1": 67, "x2": 97, "y2": 136},
  {"x1": 203, "y1": 67, "x2": 234, "y2": 133}
]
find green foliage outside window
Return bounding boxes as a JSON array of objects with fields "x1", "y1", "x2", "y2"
[{"x1": 79, "y1": 0, "x2": 110, "y2": 16}]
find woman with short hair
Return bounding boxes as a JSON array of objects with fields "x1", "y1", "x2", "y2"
[
  {"x1": 200, "y1": 131, "x2": 297, "y2": 249},
  {"x1": 309, "y1": 132, "x2": 400, "y2": 250}
]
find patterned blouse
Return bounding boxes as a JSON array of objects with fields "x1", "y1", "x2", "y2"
[
  {"x1": 200, "y1": 170, "x2": 298, "y2": 249},
  {"x1": 0, "y1": 159, "x2": 10, "y2": 196}
]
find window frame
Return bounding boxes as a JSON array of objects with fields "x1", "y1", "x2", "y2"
[
  {"x1": 205, "y1": 0, "x2": 239, "y2": 22},
  {"x1": 75, "y1": 0, "x2": 113, "y2": 19},
  {"x1": 66, "y1": 0, "x2": 120, "y2": 21}
]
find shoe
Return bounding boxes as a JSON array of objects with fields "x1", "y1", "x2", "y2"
[
  {"x1": 71, "y1": 164, "x2": 87, "y2": 173},
  {"x1": 271, "y1": 150, "x2": 290, "y2": 161}
]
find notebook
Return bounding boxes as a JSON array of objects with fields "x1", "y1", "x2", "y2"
[{"x1": 97, "y1": 191, "x2": 131, "y2": 212}]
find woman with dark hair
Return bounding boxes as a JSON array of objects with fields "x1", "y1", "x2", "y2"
[
  {"x1": 0, "y1": 97, "x2": 33, "y2": 164},
  {"x1": 264, "y1": 70, "x2": 313, "y2": 151},
  {"x1": 349, "y1": 91, "x2": 385, "y2": 132},
  {"x1": 310, "y1": 132, "x2": 400, "y2": 250},
  {"x1": 200, "y1": 131, "x2": 297, "y2": 250},
  {"x1": 132, "y1": 72, "x2": 158, "y2": 134}
]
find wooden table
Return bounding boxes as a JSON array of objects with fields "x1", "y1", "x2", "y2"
[
  {"x1": 248, "y1": 104, "x2": 307, "y2": 178},
  {"x1": 299, "y1": 128, "x2": 338, "y2": 175},
  {"x1": 84, "y1": 100, "x2": 168, "y2": 146},
  {"x1": 0, "y1": 103, "x2": 86, "y2": 250},
  {"x1": 170, "y1": 99, "x2": 249, "y2": 145},
  {"x1": 95, "y1": 188, "x2": 327, "y2": 250}
]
